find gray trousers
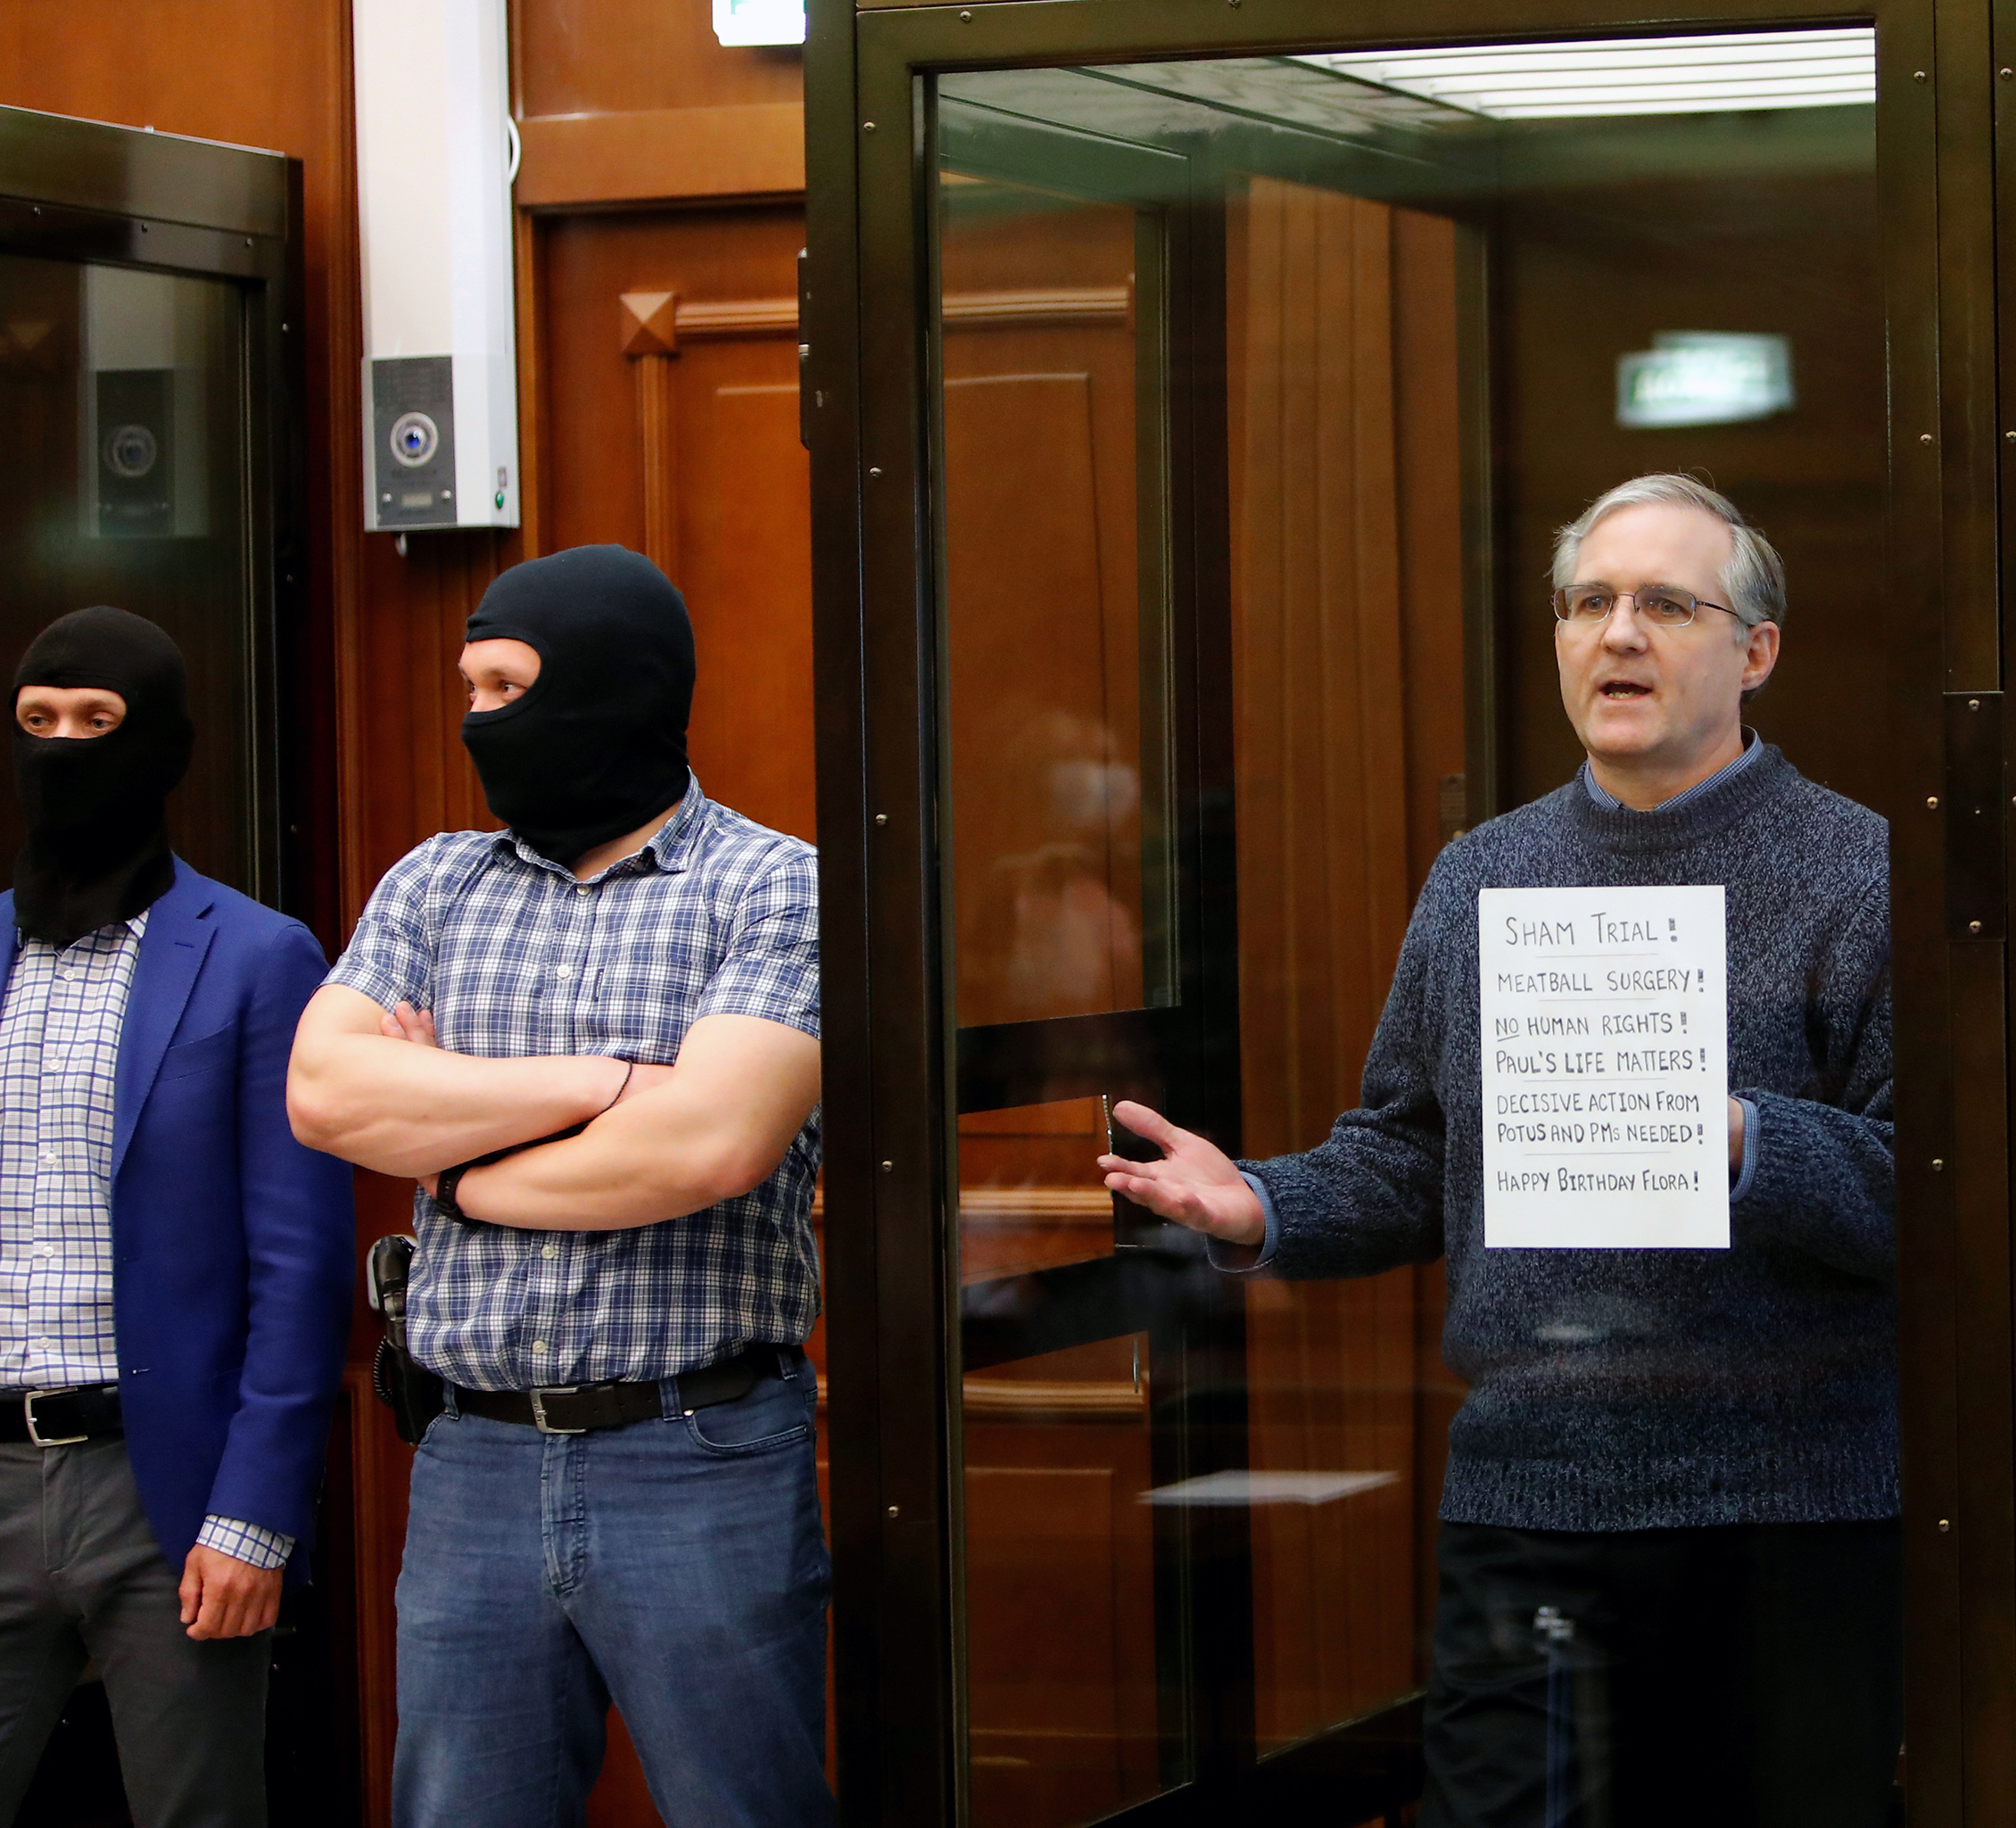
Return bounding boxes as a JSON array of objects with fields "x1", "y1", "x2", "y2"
[{"x1": 0, "y1": 1436, "x2": 269, "y2": 1828}]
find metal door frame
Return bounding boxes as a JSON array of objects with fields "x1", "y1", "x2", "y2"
[
  {"x1": 803, "y1": 1, "x2": 1982, "y2": 1820},
  {"x1": 0, "y1": 105, "x2": 308, "y2": 917}
]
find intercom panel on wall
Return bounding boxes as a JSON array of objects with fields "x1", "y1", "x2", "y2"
[{"x1": 353, "y1": 0, "x2": 518, "y2": 532}]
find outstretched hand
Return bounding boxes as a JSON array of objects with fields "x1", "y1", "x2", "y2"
[{"x1": 1096, "y1": 1101, "x2": 1267, "y2": 1247}]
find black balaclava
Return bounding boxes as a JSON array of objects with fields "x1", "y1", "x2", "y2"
[
  {"x1": 11, "y1": 606, "x2": 194, "y2": 947},
  {"x1": 460, "y1": 545, "x2": 696, "y2": 865}
]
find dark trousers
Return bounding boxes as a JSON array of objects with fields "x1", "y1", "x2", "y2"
[
  {"x1": 1420, "y1": 1518, "x2": 1903, "y2": 1828},
  {"x1": 0, "y1": 1437, "x2": 269, "y2": 1828}
]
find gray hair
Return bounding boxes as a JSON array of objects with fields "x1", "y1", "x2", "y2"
[{"x1": 1551, "y1": 474, "x2": 1787, "y2": 631}]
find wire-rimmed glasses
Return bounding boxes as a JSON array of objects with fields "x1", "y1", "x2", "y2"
[{"x1": 1551, "y1": 584, "x2": 1742, "y2": 629}]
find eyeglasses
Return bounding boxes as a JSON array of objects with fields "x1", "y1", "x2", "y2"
[{"x1": 1551, "y1": 584, "x2": 1741, "y2": 629}]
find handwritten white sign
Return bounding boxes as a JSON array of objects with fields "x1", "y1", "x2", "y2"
[{"x1": 1479, "y1": 884, "x2": 1729, "y2": 1249}]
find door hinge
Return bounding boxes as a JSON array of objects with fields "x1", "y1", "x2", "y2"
[{"x1": 1944, "y1": 690, "x2": 2004, "y2": 940}]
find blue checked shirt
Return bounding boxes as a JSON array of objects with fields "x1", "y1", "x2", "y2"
[
  {"x1": 326, "y1": 779, "x2": 822, "y2": 1392},
  {"x1": 0, "y1": 914, "x2": 290, "y2": 1570}
]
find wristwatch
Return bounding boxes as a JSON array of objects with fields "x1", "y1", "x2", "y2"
[
  {"x1": 431, "y1": 1158, "x2": 479, "y2": 1223},
  {"x1": 426, "y1": 1089, "x2": 616, "y2": 1223}
]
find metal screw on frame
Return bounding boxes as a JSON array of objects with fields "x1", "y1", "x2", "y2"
[
  {"x1": 1921, "y1": 433, "x2": 1934, "y2": 444},
  {"x1": 1913, "y1": 69, "x2": 1929, "y2": 82},
  {"x1": 1927, "y1": 796, "x2": 1939, "y2": 809}
]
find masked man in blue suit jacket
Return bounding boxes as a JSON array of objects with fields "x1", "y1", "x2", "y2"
[{"x1": 0, "y1": 608, "x2": 353, "y2": 1828}]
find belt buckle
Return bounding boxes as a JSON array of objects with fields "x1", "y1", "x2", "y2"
[
  {"x1": 24, "y1": 1388, "x2": 87, "y2": 1448},
  {"x1": 527, "y1": 1386, "x2": 586, "y2": 1435}
]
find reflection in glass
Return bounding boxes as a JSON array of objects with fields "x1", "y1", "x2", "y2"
[
  {"x1": 1227, "y1": 173, "x2": 1468, "y2": 1745},
  {"x1": 0, "y1": 254, "x2": 251, "y2": 889},
  {"x1": 938, "y1": 151, "x2": 1173, "y2": 1028},
  {"x1": 962, "y1": 1336, "x2": 1162, "y2": 1828},
  {"x1": 937, "y1": 22, "x2": 1887, "y2": 1798},
  {"x1": 959, "y1": 1098, "x2": 1113, "y2": 1285}
]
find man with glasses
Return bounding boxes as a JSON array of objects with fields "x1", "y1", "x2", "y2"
[{"x1": 1101, "y1": 475, "x2": 1896, "y2": 1827}]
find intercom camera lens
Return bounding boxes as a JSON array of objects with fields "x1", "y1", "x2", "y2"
[
  {"x1": 103, "y1": 423, "x2": 158, "y2": 479},
  {"x1": 389, "y1": 410, "x2": 439, "y2": 468}
]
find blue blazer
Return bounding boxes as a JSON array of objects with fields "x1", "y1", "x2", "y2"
[{"x1": 0, "y1": 862, "x2": 354, "y2": 1576}]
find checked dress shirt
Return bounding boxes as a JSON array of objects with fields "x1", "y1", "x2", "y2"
[
  {"x1": 0, "y1": 914, "x2": 290, "y2": 1569},
  {"x1": 325, "y1": 778, "x2": 821, "y2": 1392}
]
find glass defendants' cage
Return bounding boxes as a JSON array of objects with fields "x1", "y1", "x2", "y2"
[{"x1": 806, "y1": 1, "x2": 2004, "y2": 1821}]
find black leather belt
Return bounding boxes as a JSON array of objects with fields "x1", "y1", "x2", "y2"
[
  {"x1": 451, "y1": 1345, "x2": 774, "y2": 1435},
  {"x1": 0, "y1": 1384, "x2": 122, "y2": 1446}
]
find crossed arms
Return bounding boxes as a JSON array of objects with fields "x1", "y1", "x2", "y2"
[{"x1": 287, "y1": 985, "x2": 819, "y2": 1230}]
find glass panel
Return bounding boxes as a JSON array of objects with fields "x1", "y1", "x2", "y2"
[
  {"x1": 1228, "y1": 176, "x2": 1467, "y2": 1743},
  {"x1": 938, "y1": 22, "x2": 1895, "y2": 1817},
  {"x1": 962, "y1": 1335, "x2": 1163, "y2": 1828},
  {"x1": 0, "y1": 255, "x2": 252, "y2": 888},
  {"x1": 938, "y1": 145, "x2": 1175, "y2": 1027},
  {"x1": 960, "y1": 1099, "x2": 1113, "y2": 1284}
]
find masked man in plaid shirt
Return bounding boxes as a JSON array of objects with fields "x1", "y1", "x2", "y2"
[{"x1": 288, "y1": 547, "x2": 827, "y2": 1828}]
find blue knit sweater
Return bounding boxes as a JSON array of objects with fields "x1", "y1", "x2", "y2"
[{"x1": 1244, "y1": 743, "x2": 1896, "y2": 1531}]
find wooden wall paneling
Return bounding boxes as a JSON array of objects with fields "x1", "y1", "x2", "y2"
[
  {"x1": 541, "y1": 208, "x2": 817, "y2": 844},
  {"x1": 341, "y1": 1365, "x2": 416, "y2": 1821},
  {"x1": 516, "y1": 105, "x2": 806, "y2": 209},
  {"x1": 1497, "y1": 165, "x2": 1887, "y2": 815},
  {"x1": 676, "y1": 341, "x2": 817, "y2": 840},
  {"x1": 516, "y1": 0, "x2": 803, "y2": 117},
  {"x1": 936, "y1": 192, "x2": 1146, "y2": 1030},
  {"x1": 961, "y1": 1336, "x2": 1160, "y2": 1828},
  {"x1": 1232, "y1": 176, "x2": 1471, "y2": 1747},
  {"x1": 512, "y1": 0, "x2": 806, "y2": 210}
]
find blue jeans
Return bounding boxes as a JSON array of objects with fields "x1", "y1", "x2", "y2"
[{"x1": 392, "y1": 1349, "x2": 832, "y2": 1828}]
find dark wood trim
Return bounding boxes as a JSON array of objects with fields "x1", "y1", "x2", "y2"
[{"x1": 630, "y1": 350, "x2": 680, "y2": 579}]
